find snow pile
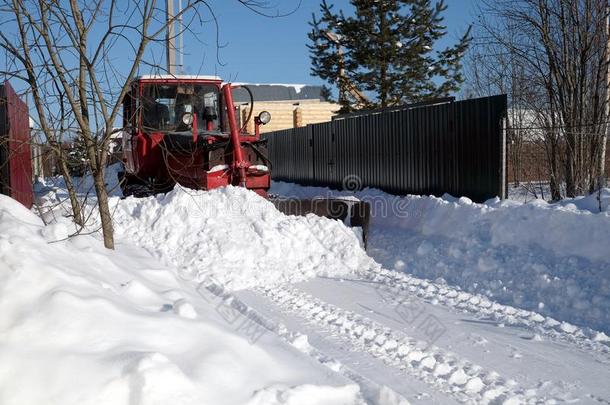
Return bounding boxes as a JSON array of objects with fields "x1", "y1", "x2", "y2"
[
  {"x1": 393, "y1": 192, "x2": 610, "y2": 262},
  {"x1": 555, "y1": 187, "x2": 610, "y2": 213},
  {"x1": 0, "y1": 194, "x2": 362, "y2": 405},
  {"x1": 271, "y1": 182, "x2": 610, "y2": 333},
  {"x1": 112, "y1": 186, "x2": 376, "y2": 291}
]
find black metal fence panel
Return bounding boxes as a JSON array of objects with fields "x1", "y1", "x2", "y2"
[{"x1": 265, "y1": 95, "x2": 507, "y2": 202}]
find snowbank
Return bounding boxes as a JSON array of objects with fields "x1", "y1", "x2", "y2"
[
  {"x1": 112, "y1": 186, "x2": 377, "y2": 291},
  {"x1": 0, "y1": 194, "x2": 362, "y2": 405},
  {"x1": 396, "y1": 192, "x2": 610, "y2": 263},
  {"x1": 271, "y1": 182, "x2": 610, "y2": 333},
  {"x1": 555, "y1": 187, "x2": 610, "y2": 212},
  {"x1": 508, "y1": 182, "x2": 610, "y2": 212}
]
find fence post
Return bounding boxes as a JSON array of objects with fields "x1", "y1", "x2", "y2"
[
  {"x1": 501, "y1": 108, "x2": 508, "y2": 200},
  {"x1": 293, "y1": 107, "x2": 303, "y2": 128}
]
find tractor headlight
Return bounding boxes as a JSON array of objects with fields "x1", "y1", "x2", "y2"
[
  {"x1": 258, "y1": 111, "x2": 271, "y2": 125},
  {"x1": 182, "y1": 112, "x2": 194, "y2": 126}
]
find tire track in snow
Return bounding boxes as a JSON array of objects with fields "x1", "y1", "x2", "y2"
[
  {"x1": 359, "y1": 268, "x2": 610, "y2": 358},
  {"x1": 197, "y1": 281, "x2": 412, "y2": 405},
  {"x1": 259, "y1": 286, "x2": 543, "y2": 404}
]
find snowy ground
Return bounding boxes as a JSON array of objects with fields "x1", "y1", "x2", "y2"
[
  {"x1": 271, "y1": 182, "x2": 610, "y2": 334},
  {"x1": 0, "y1": 194, "x2": 363, "y2": 405},
  {"x1": 1, "y1": 172, "x2": 609, "y2": 404},
  {"x1": 508, "y1": 181, "x2": 609, "y2": 208}
]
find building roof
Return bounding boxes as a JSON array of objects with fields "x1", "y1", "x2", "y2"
[{"x1": 231, "y1": 84, "x2": 324, "y2": 103}]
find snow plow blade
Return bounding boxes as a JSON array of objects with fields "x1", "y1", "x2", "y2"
[{"x1": 270, "y1": 197, "x2": 371, "y2": 249}]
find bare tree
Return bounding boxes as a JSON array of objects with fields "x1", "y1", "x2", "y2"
[
  {"x1": 467, "y1": 0, "x2": 609, "y2": 200},
  {"x1": 0, "y1": 0, "x2": 289, "y2": 248}
]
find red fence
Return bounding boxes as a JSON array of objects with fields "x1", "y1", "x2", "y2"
[{"x1": 0, "y1": 81, "x2": 32, "y2": 208}]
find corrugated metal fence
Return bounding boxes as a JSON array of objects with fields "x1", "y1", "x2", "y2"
[
  {"x1": 0, "y1": 81, "x2": 33, "y2": 208},
  {"x1": 264, "y1": 95, "x2": 508, "y2": 202}
]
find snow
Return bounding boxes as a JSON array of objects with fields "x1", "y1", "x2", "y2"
[
  {"x1": 248, "y1": 384, "x2": 361, "y2": 405},
  {"x1": 270, "y1": 182, "x2": 610, "y2": 334},
  {"x1": 136, "y1": 74, "x2": 222, "y2": 81},
  {"x1": 208, "y1": 164, "x2": 229, "y2": 173},
  {"x1": 231, "y1": 82, "x2": 309, "y2": 93},
  {"x1": 0, "y1": 194, "x2": 363, "y2": 405},
  {"x1": 509, "y1": 182, "x2": 610, "y2": 212},
  {"x1": 242, "y1": 275, "x2": 610, "y2": 403},
  {"x1": 8, "y1": 167, "x2": 610, "y2": 403},
  {"x1": 112, "y1": 186, "x2": 375, "y2": 291},
  {"x1": 35, "y1": 162, "x2": 124, "y2": 203}
]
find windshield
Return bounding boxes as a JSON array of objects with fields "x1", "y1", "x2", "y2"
[{"x1": 140, "y1": 84, "x2": 220, "y2": 131}]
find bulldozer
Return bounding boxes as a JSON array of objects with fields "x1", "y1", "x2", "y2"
[{"x1": 118, "y1": 74, "x2": 370, "y2": 247}]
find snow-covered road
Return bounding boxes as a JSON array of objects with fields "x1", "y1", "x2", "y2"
[{"x1": 232, "y1": 275, "x2": 610, "y2": 404}]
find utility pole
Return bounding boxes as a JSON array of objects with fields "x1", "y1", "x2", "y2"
[
  {"x1": 601, "y1": 2, "x2": 609, "y2": 199},
  {"x1": 178, "y1": 0, "x2": 184, "y2": 71},
  {"x1": 166, "y1": 0, "x2": 177, "y2": 75},
  {"x1": 322, "y1": 30, "x2": 369, "y2": 109}
]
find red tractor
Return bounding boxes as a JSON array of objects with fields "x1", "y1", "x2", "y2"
[
  {"x1": 120, "y1": 75, "x2": 271, "y2": 197},
  {"x1": 119, "y1": 74, "x2": 370, "y2": 247}
]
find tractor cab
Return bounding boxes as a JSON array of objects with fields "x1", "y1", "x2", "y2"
[
  {"x1": 139, "y1": 82, "x2": 221, "y2": 133},
  {"x1": 120, "y1": 75, "x2": 271, "y2": 197}
]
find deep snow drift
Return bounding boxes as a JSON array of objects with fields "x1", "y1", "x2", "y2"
[
  {"x1": 111, "y1": 186, "x2": 376, "y2": 291},
  {"x1": 0, "y1": 194, "x2": 364, "y2": 405},
  {"x1": 271, "y1": 182, "x2": 610, "y2": 334}
]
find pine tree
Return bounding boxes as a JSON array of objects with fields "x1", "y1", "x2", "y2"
[
  {"x1": 66, "y1": 135, "x2": 89, "y2": 178},
  {"x1": 308, "y1": 1, "x2": 356, "y2": 111},
  {"x1": 308, "y1": 0, "x2": 471, "y2": 111}
]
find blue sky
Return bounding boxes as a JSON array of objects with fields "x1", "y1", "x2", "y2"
[
  {"x1": 174, "y1": 0, "x2": 480, "y2": 85},
  {"x1": 1, "y1": 1, "x2": 479, "y2": 99}
]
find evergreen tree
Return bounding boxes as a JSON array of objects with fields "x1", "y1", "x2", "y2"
[
  {"x1": 308, "y1": 0, "x2": 471, "y2": 111},
  {"x1": 66, "y1": 136, "x2": 89, "y2": 178}
]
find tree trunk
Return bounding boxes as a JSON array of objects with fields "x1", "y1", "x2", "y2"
[
  {"x1": 550, "y1": 139, "x2": 562, "y2": 201},
  {"x1": 600, "y1": 4, "x2": 609, "y2": 191},
  {"x1": 378, "y1": 2, "x2": 387, "y2": 108},
  {"x1": 93, "y1": 166, "x2": 114, "y2": 249},
  {"x1": 600, "y1": 138, "x2": 608, "y2": 188},
  {"x1": 57, "y1": 155, "x2": 83, "y2": 226},
  {"x1": 565, "y1": 134, "x2": 577, "y2": 197}
]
